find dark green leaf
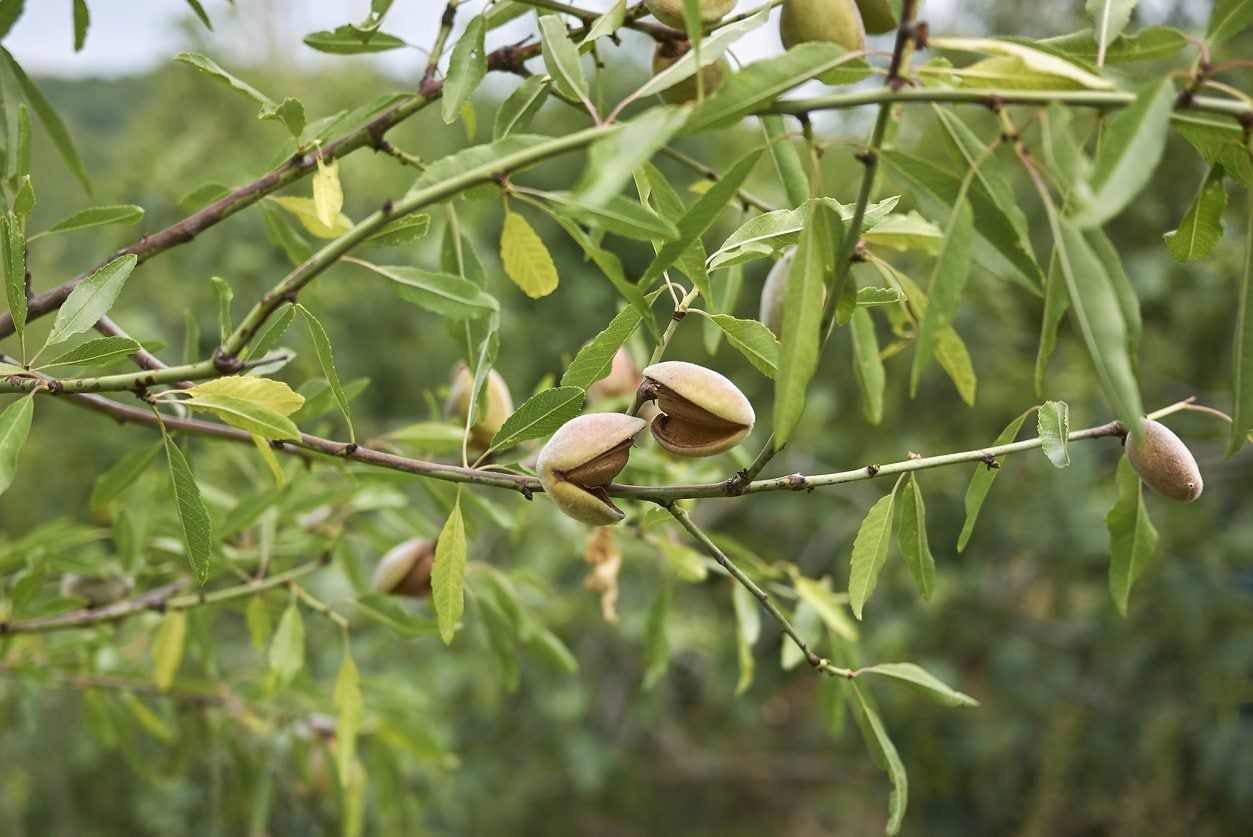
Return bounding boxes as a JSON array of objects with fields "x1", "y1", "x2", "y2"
[
  {"x1": 297, "y1": 304, "x2": 354, "y2": 443},
  {"x1": 1229, "y1": 192, "x2": 1253, "y2": 456},
  {"x1": 848, "y1": 681, "x2": 908, "y2": 835},
  {"x1": 1207, "y1": 0, "x2": 1253, "y2": 44},
  {"x1": 364, "y1": 213, "x2": 430, "y2": 247},
  {"x1": 356, "y1": 262, "x2": 498, "y2": 320},
  {"x1": 43, "y1": 336, "x2": 140, "y2": 369},
  {"x1": 0, "y1": 47, "x2": 91, "y2": 194},
  {"x1": 303, "y1": 26, "x2": 406, "y2": 54},
  {"x1": 702, "y1": 313, "x2": 780, "y2": 378},
  {"x1": 897, "y1": 476, "x2": 935, "y2": 600},
  {"x1": 2, "y1": 211, "x2": 24, "y2": 343},
  {"x1": 162, "y1": 432, "x2": 213, "y2": 583},
  {"x1": 561, "y1": 305, "x2": 646, "y2": 390},
  {"x1": 0, "y1": 394, "x2": 33, "y2": 497},
  {"x1": 1164, "y1": 164, "x2": 1227, "y2": 262},
  {"x1": 493, "y1": 75, "x2": 549, "y2": 140},
  {"x1": 442, "y1": 15, "x2": 487, "y2": 125},
  {"x1": 72, "y1": 0, "x2": 89, "y2": 51}
]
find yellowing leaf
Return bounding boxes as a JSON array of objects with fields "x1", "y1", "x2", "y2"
[
  {"x1": 431, "y1": 497, "x2": 467, "y2": 645},
  {"x1": 186, "y1": 376, "x2": 305, "y2": 416},
  {"x1": 500, "y1": 209, "x2": 558, "y2": 298},
  {"x1": 312, "y1": 156, "x2": 343, "y2": 229},
  {"x1": 151, "y1": 610, "x2": 187, "y2": 691},
  {"x1": 270, "y1": 196, "x2": 353, "y2": 239}
]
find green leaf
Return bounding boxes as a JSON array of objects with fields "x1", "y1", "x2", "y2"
[
  {"x1": 91, "y1": 441, "x2": 161, "y2": 508},
  {"x1": 40, "y1": 205, "x2": 144, "y2": 236},
  {"x1": 1229, "y1": 191, "x2": 1253, "y2": 457},
  {"x1": 848, "y1": 484, "x2": 900, "y2": 620},
  {"x1": 43, "y1": 336, "x2": 140, "y2": 369},
  {"x1": 1089, "y1": 228, "x2": 1142, "y2": 373},
  {"x1": 0, "y1": 395, "x2": 33, "y2": 497},
  {"x1": 657, "y1": 540, "x2": 709, "y2": 583},
  {"x1": 1106, "y1": 457, "x2": 1159, "y2": 616},
  {"x1": 781, "y1": 598, "x2": 821, "y2": 670},
  {"x1": 762, "y1": 114, "x2": 810, "y2": 208},
  {"x1": 151, "y1": 611, "x2": 187, "y2": 692},
  {"x1": 1164, "y1": 164, "x2": 1227, "y2": 262},
  {"x1": 489, "y1": 386, "x2": 585, "y2": 452},
  {"x1": 897, "y1": 475, "x2": 936, "y2": 601},
  {"x1": 888, "y1": 269, "x2": 978, "y2": 405},
  {"x1": 162, "y1": 432, "x2": 213, "y2": 584},
  {"x1": 245, "y1": 596, "x2": 271, "y2": 649},
  {"x1": 1072, "y1": 79, "x2": 1175, "y2": 228},
  {"x1": 209, "y1": 276, "x2": 232, "y2": 342},
  {"x1": 0, "y1": 47, "x2": 91, "y2": 194},
  {"x1": 183, "y1": 0, "x2": 212, "y2": 29},
  {"x1": 333, "y1": 652, "x2": 363, "y2": 787},
  {"x1": 856, "y1": 287, "x2": 903, "y2": 307},
  {"x1": 1207, "y1": 0, "x2": 1253, "y2": 44},
  {"x1": 363, "y1": 213, "x2": 430, "y2": 247},
  {"x1": 493, "y1": 75, "x2": 550, "y2": 140},
  {"x1": 1172, "y1": 114, "x2": 1251, "y2": 187},
  {"x1": 857, "y1": 662, "x2": 979, "y2": 707},
  {"x1": 269, "y1": 600, "x2": 305, "y2": 685},
  {"x1": 862, "y1": 211, "x2": 944, "y2": 255},
  {"x1": 684, "y1": 42, "x2": 870, "y2": 134},
  {"x1": 538, "y1": 14, "x2": 588, "y2": 103},
  {"x1": 1085, "y1": 0, "x2": 1139, "y2": 60},
  {"x1": 793, "y1": 576, "x2": 858, "y2": 642},
  {"x1": 910, "y1": 195, "x2": 974, "y2": 394},
  {"x1": 701, "y1": 313, "x2": 780, "y2": 378},
  {"x1": 181, "y1": 394, "x2": 301, "y2": 441},
  {"x1": 850, "y1": 307, "x2": 885, "y2": 425},
  {"x1": 633, "y1": 8, "x2": 771, "y2": 101},
  {"x1": 0, "y1": 0, "x2": 24, "y2": 39},
  {"x1": 732, "y1": 583, "x2": 760, "y2": 694},
  {"x1": 957, "y1": 410, "x2": 1031, "y2": 552},
  {"x1": 500, "y1": 209, "x2": 559, "y2": 299},
  {"x1": 544, "y1": 192, "x2": 678, "y2": 241},
  {"x1": 709, "y1": 197, "x2": 897, "y2": 271},
  {"x1": 642, "y1": 583, "x2": 672, "y2": 690},
  {"x1": 355, "y1": 262, "x2": 498, "y2": 319},
  {"x1": 2, "y1": 211, "x2": 25, "y2": 343},
  {"x1": 929, "y1": 36, "x2": 1115, "y2": 89},
  {"x1": 1041, "y1": 25, "x2": 1186, "y2": 65},
  {"x1": 175, "y1": 52, "x2": 274, "y2": 108},
  {"x1": 260, "y1": 202, "x2": 313, "y2": 265},
  {"x1": 351, "y1": 594, "x2": 438, "y2": 638},
  {"x1": 44, "y1": 255, "x2": 137, "y2": 346},
  {"x1": 297, "y1": 304, "x2": 354, "y2": 443},
  {"x1": 773, "y1": 200, "x2": 839, "y2": 444},
  {"x1": 71, "y1": 0, "x2": 89, "y2": 50},
  {"x1": 574, "y1": 106, "x2": 688, "y2": 208},
  {"x1": 303, "y1": 26, "x2": 406, "y2": 54},
  {"x1": 442, "y1": 15, "x2": 487, "y2": 124},
  {"x1": 1037, "y1": 400, "x2": 1071, "y2": 468},
  {"x1": 186, "y1": 376, "x2": 304, "y2": 415},
  {"x1": 848, "y1": 681, "x2": 908, "y2": 835},
  {"x1": 582, "y1": 0, "x2": 626, "y2": 44},
  {"x1": 561, "y1": 305, "x2": 645, "y2": 390},
  {"x1": 1034, "y1": 255, "x2": 1069, "y2": 394},
  {"x1": 432, "y1": 498, "x2": 467, "y2": 645}
]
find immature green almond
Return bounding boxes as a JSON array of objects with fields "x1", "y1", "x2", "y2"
[
  {"x1": 371, "y1": 537, "x2": 436, "y2": 598},
  {"x1": 640, "y1": 361, "x2": 755, "y2": 457},
  {"x1": 644, "y1": 0, "x2": 738, "y2": 29},
  {"x1": 60, "y1": 574, "x2": 129, "y2": 608},
  {"x1": 780, "y1": 0, "x2": 866, "y2": 51},
  {"x1": 446, "y1": 364, "x2": 514, "y2": 451},
  {"x1": 1125, "y1": 419, "x2": 1204, "y2": 502},
  {"x1": 651, "y1": 41, "x2": 729, "y2": 105},
  {"x1": 853, "y1": 0, "x2": 896, "y2": 34},
  {"x1": 538, "y1": 413, "x2": 647, "y2": 525}
]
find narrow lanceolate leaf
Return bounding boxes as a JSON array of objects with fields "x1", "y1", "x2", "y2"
[
  {"x1": 582, "y1": 0, "x2": 626, "y2": 44},
  {"x1": 638, "y1": 147, "x2": 765, "y2": 291},
  {"x1": 302, "y1": 27, "x2": 406, "y2": 54},
  {"x1": 1207, "y1": 0, "x2": 1253, "y2": 44},
  {"x1": 1072, "y1": 79, "x2": 1175, "y2": 228},
  {"x1": 538, "y1": 14, "x2": 587, "y2": 104},
  {"x1": 732, "y1": 582, "x2": 760, "y2": 695},
  {"x1": 1086, "y1": 0, "x2": 1139, "y2": 63},
  {"x1": 574, "y1": 106, "x2": 687, "y2": 208},
  {"x1": 858, "y1": 663, "x2": 979, "y2": 707},
  {"x1": 210, "y1": 276, "x2": 232, "y2": 342},
  {"x1": 0, "y1": 47, "x2": 92, "y2": 194},
  {"x1": 1055, "y1": 218, "x2": 1144, "y2": 439},
  {"x1": 544, "y1": 192, "x2": 678, "y2": 242},
  {"x1": 911, "y1": 195, "x2": 974, "y2": 394},
  {"x1": 183, "y1": 0, "x2": 212, "y2": 29},
  {"x1": 91, "y1": 441, "x2": 161, "y2": 508},
  {"x1": 862, "y1": 211, "x2": 944, "y2": 255},
  {"x1": 957, "y1": 409, "x2": 1032, "y2": 552},
  {"x1": 40, "y1": 205, "x2": 144, "y2": 236},
  {"x1": 1164, "y1": 164, "x2": 1227, "y2": 262},
  {"x1": 162, "y1": 432, "x2": 213, "y2": 583},
  {"x1": 1172, "y1": 114, "x2": 1252, "y2": 187},
  {"x1": 0, "y1": 395, "x2": 34, "y2": 497},
  {"x1": 1034, "y1": 255, "x2": 1068, "y2": 394},
  {"x1": 356, "y1": 262, "x2": 497, "y2": 319},
  {"x1": 928, "y1": 36, "x2": 1114, "y2": 89},
  {"x1": 0, "y1": 1, "x2": 22, "y2": 39},
  {"x1": 762, "y1": 114, "x2": 809, "y2": 208},
  {"x1": 269, "y1": 601, "x2": 305, "y2": 685},
  {"x1": 364, "y1": 213, "x2": 431, "y2": 247},
  {"x1": 850, "y1": 307, "x2": 885, "y2": 425},
  {"x1": 312, "y1": 158, "x2": 343, "y2": 230},
  {"x1": 2, "y1": 211, "x2": 25, "y2": 342},
  {"x1": 848, "y1": 682, "x2": 908, "y2": 835},
  {"x1": 561, "y1": 305, "x2": 645, "y2": 390},
  {"x1": 432, "y1": 498, "x2": 468, "y2": 645},
  {"x1": 848, "y1": 484, "x2": 900, "y2": 620},
  {"x1": 1106, "y1": 457, "x2": 1159, "y2": 616},
  {"x1": 442, "y1": 14, "x2": 486, "y2": 124},
  {"x1": 897, "y1": 476, "x2": 936, "y2": 600},
  {"x1": 297, "y1": 305, "x2": 354, "y2": 442},
  {"x1": 1229, "y1": 191, "x2": 1253, "y2": 457},
  {"x1": 44, "y1": 256, "x2": 135, "y2": 348},
  {"x1": 333, "y1": 653, "x2": 363, "y2": 788},
  {"x1": 793, "y1": 576, "x2": 858, "y2": 642},
  {"x1": 1037, "y1": 400, "x2": 1071, "y2": 468},
  {"x1": 493, "y1": 75, "x2": 549, "y2": 140},
  {"x1": 43, "y1": 336, "x2": 141, "y2": 369},
  {"x1": 151, "y1": 611, "x2": 187, "y2": 692},
  {"x1": 500, "y1": 210, "x2": 559, "y2": 299},
  {"x1": 642, "y1": 583, "x2": 672, "y2": 690},
  {"x1": 773, "y1": 200, "x2": 838, "y2": 445},
  {"x1": 182, "y1": 394, "x2": 301, "y2": 441},
  {"x1": 489, "y1": 386, "x2": 585, "y2": 452},
  {"x1": 632, "y1": 8, "x2": 770, "y2": 101},
  {"x1": 702, "y1": 313, "x2": 780, "y2": 378}
]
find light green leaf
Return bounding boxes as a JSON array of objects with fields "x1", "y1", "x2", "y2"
[
  {"x1": 181, "y1": 394, "x2": 301, "y2": 441},
  {"x1": 701, "y1": 313, "x2": 780, "y2": 378},
  {"x1": 442, "y1": 15, "x2": 487, "y2": 124},
  {"x1": 210, "y1": 276, "x2": 232, "y2": 342},
  {"x1": 1072, "y1": 78, "x2": 1175, "y2": 228},
  {"x1": 489, "y1": 386, "x2": 585, "y2": 452},
  {"x1": 657, "y1": 540, "x2": 709, "y2": 583},
  {"x1": 582, "y1": 0, "x2": 626, "y2": 44},
  {"x1": 858, "y1": 662, "x2": 979, "y2": 707},
  {"x1": 850, "y1": 307, "x2": 885, "y2": 425},
  {"x1": 732, "y1": 583, "x2": 760, "y2": 694},
  {"x1": 162, "y1": 432, "x2": 213, "y2": 583},
  {"x1": 2, "y1": 212, "x2": 25, "y2": 343},
  {"x1": 269, "y1": 600, "x2": 305, "y2": 685},
  {"x1": 43, "y1": 336, "x2": 140, "y2": 369},
  {"x1": 40, "y1": 205, "x2": 144, "y2": 236},
  {"x1": 297, "y1": 304, "x2": 354, "y2": 442},
  {"x1": 708, "y1": 197, "x2": 897, "y2": 270},
  {"x1": 762, "y1": 114, "x2": 810, "y2": 208},
  {"x1": 355, "y1": 262, "x2": 498, "y2": 319},
  {"x1": 183, "y1": 0, "x2": 211, "y2": 29},
  {"x1": 91, "y1": 441, "x2": 161, "y2": 508},
  {"x1": 186, "y1": 376, "x2": 304, "y2": 416},
  {"x1": 848, "y1": 484, "x2": 899, "y2": 621},
  {"x1": 1038, "y1": 400, "x2": 1071, "y2": 468},
  {"x1": 545, "y1": 192, "x2": 678, "y2": 241},
  {"x1": 45, "y1": 254, "x2": 137, "y2": 346},
  {"x1": 1041, "y1": 25, "x2": 1187, "y2": 64},
  {"x1": 928, "y1": 36, "x2": 1114, "y2": 89},
  {"x1": 848, "y1": 681, "x2": 908, "y2": 835},
  {"x1": 501, "y1": 209, "x2": 559, "y2": 299},
  {"x1": 1228, "y1": 191, "x2": 1253, "y2": 457},
  {"x1": 1106, "y1": 457, "x2": 1158, "y2": 616},
  {"x1": 0, "y1": 395, "x2": 34, "y2": 497},
  {"x1": 793, "y1": 576, "x2": 858, "y2": 642},
  {"x1": 862, "y1": 211, "x2": 943, "y2": 255},
  {"x1": 493, "y1": 75, "x2": 550, "y2": 140},
  {"x1": 633, "y1": 8, "x2": 770, "y2": 101},
  {"x1": 911, "y1": 195, "x2": 974, "y2": 394},
  {"x1": 432, "y1": 498, "x2": 467, "y2": 645},
  {"x1": 1164, "y1": 164, "x2": 1227, "y2": 262},
  {"x1": 312, "y1": 158, "x2": 343, "y2": 229},
  {"x1": 302, "y1": 27, "x2": 406, "y2": 54},
  {"x1": 0, "y1": 47, "x2": 91, "y2": 194},
  {"x1": 1172, "y1": 114, "x2": 1251, "y2": 187},
  {"x1": 364, "y1": 213, "x2": 431, "y2": 247},
  {"x1": 1086, "y1": 0, "x2": 1139, "y2": 61},
  {"x1": 574, "y1": 106, "x2": 688, "y2": 208},
  {"x1": 334, "y1": 652, "x2": 363, "y2": 787},
  {"x1": 176, "y1": 52, "x2": 273, "y2": 107},
  {"x1": 351, "y1": 594, "x2": 439, "y2": 638},
  {"x1": 151, "y1": 611, "x2": 187, "y2": 692},
  {"x1": 561, "y1": 305, "x2": 645, "y2": 390},
  {"x1": 897, "y1": 475, "x2": 936, "y2": 600},
  {"x1": 1207, "y1": 0, "x2": 1253, "y2": 44},
  {"x1": 957, "y1": 409, "x2": 1031, "y2": 552},
  {"x1": 856, "y1": 287, "x2": 904, "y2": 307},
  {"x1": 538, "y1": 14, "x2": 588, "y2": 103},
  {"x1": 642, "y1": 583, "x2": 672, "y2": 690}
]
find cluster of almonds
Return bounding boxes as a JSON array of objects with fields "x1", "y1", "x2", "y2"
[{"x1": 646, "y1": 0, "x2": 888, "y2": 104}]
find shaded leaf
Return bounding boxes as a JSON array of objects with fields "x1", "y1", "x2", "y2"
[
  {"x1": 848, "y1": 484, "x2": 899, "y2": 620},
  {"x1": 1037, "y1": 400, "x2": 1071, "y2": 468},
  {"x1": 701, "y1": 313, "x2": 780, "y2": 378},
  {"x1": 858, "y1": 662, "x2": 978, "y2": 707},
  {"x1": 0, "y1": 394, "x2": 33, "y2": 497},
  {"x1": 897, "y1": 476, "x2": 935, "y2": 600},
  {"x1": 297, "y1": 304, "x2": 354, "y2": 442},
  {"x1": 151, "y1": 611, "x2": 187, "y2": 691},
  {"x1": 162, "y1": 432, "x2": 213, "y2": 583},
  {"x1": 957, "y1": 410, "x2": 1031, "y2": 552},
  {"x1": 1164, "y1": 164, "x2": 1227, "y2": 262},
  {"x1": 1106, "y1": 457, "x2": 1158, "y2": 616},
  {"x1": 269, "y1": 601, "x2": 305, "y2": 685}
]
